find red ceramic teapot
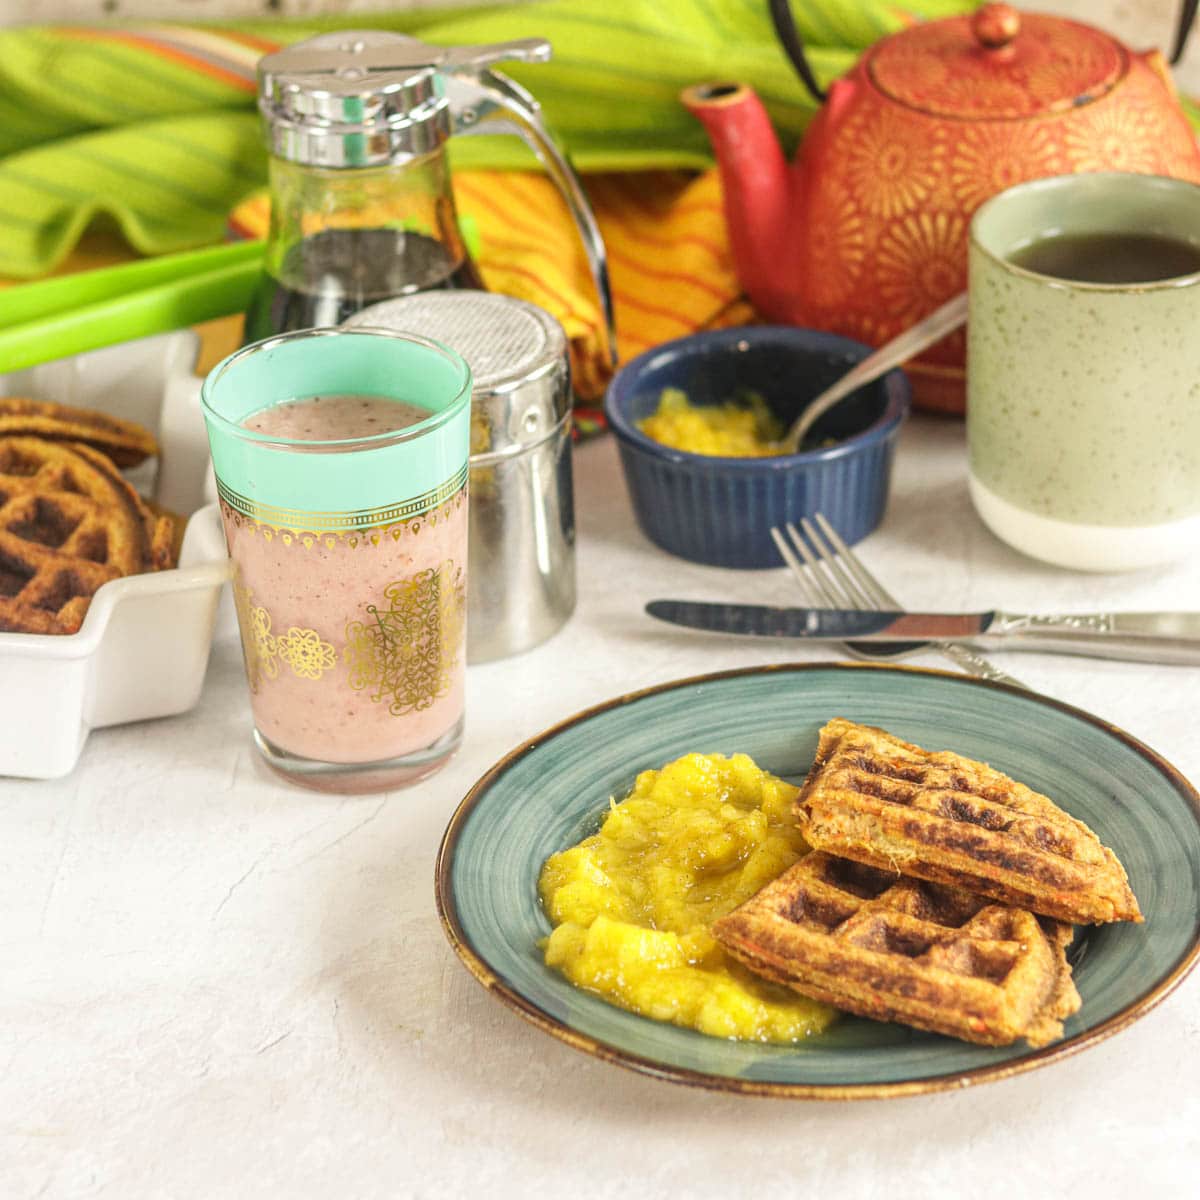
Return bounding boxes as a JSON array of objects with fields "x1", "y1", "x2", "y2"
[{"x1": 685, "y1": 1, "x2": 1200, "y2": 413}]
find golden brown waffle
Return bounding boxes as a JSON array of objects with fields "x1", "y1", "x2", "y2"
[
  {"x1": 0, "y1": 437, "x2": 172, "y2": 635},
  {"x1": 795, "y1": 718, "x2": 1141, "y2": 925},
  {"x1": 69, "y1": 443, "x2": 175, "y2": 572},
  {"x1": 713, "y1": 851, "x2": 1081, "y2": 1047},
  {"x1": 0, "y1": 397, "x2": 158, "y2": 467}
]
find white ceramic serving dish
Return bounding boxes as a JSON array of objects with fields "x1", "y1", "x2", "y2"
[{"x1": 0, "y1": 332, "x2": 231, "y2": 779}]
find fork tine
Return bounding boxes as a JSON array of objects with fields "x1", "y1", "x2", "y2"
[
  {"x1": 779, "y1": 517, "x2": 920, "y2": 664},
  {"x1": 797, "y1": 517, "x2": 873, "y2": 610},
  {"x1": 805, "y1": 512, "x2": 1029, "y2": 689},
  {"x1": 813, "y1": 513, "x2": 897, "y2": 609},
  {"x1": 781, "y1": 522, "x2": 842, "y2": 608},
  {"x1": 769, "y1": 527, "x2": 825, "y2": 606}
]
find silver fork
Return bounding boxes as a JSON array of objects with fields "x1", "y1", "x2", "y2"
[{"x1": 770, "y1": 514, "x2": 1027, "y2": 689}]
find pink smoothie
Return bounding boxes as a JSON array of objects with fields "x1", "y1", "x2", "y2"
[
  {"x1": 223, "y1": 394, "x2": 467, "y2": 766},
  {"x1": 241, "y1": 393, "x2": 429, "y2": 440}
]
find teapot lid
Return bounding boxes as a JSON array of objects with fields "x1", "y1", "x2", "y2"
[{"x1": 867, "y1": 3, "x2": 1125, "y2": 120}]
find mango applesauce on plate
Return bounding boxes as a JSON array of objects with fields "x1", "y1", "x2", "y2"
[{"x1": 537, "y1": 752, "x2": 836, "y2": 1042}]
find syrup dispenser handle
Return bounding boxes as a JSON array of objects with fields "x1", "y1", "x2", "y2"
[
  {"x1": 445, "y1": 68, "x2": 617, "y2": 368},
  {"x1": 441, "y1": 38, "x2": 552, "y2": 71}
]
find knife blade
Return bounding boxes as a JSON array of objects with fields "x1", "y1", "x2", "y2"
[{"x1": 644, "y1": 601, "x2": 1200, "y2": 665}]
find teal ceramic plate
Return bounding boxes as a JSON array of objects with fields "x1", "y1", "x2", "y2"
[{"x1": 435, "y1": 664, "x2": 1200, "y2": 1098}]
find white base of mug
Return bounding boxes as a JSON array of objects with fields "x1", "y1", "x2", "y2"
[{"x1": 968, "y1": 474, "x2": 1199, "y2": 572}]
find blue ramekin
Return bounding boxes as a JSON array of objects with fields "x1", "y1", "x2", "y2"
[{"x1": 604, "y1": 326, "x2": 910, "y2": 568}]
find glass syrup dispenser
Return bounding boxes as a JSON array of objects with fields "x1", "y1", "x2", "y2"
[{"x1": 246, "y1": 31, "x2": 614, "y2": 354}]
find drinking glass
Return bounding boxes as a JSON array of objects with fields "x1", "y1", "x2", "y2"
[{"x1": 201, "y1": 327, "x2": 472, "y2": 791}]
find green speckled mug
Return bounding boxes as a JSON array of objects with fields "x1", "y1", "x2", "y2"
[{"x1": 967, "y1": 173, "x2": 1200, "y2": 571}]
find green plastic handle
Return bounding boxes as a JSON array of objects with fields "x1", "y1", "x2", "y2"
[
  {"x1": 0, "y1": 220, "x2": 484, "y2": 373},
  {"x1": 0, "y1": 251, "x2": 264, "y2": 373},
  {"x1": 1, "y1": 241, "x2": 264, "y2": 328}
]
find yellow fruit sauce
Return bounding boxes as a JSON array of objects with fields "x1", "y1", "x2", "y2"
[
  {"x1": 636, "y1": 388, "x2": 783, "y2": 457},
  {"x1": 538, "y1": 752, "x2": 837, "y2": 1043}
]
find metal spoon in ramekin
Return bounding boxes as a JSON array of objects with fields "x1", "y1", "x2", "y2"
[{"x1": 782, "y1": 292, "x2": 967, "y2": 452}]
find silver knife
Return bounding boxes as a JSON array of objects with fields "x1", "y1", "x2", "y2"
[{"x1": 645, "y1": 600, "x2": 1200, "y2": 665}]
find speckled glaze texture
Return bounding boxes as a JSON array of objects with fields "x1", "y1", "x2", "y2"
[
  {"x1": 967, "y1": 173, "x2": 1200, "y2": 528},
  {"x1": 604, "y1": 327, "x2": 909, "y2": 568}
]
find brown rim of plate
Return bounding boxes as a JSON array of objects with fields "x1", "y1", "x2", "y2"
[{"x1": 433, "y1": 661, "x2": 1200, "y2": 1101}]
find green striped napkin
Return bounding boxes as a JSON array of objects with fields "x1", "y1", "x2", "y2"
[{"x1": 0, "y1": 1, "x2": 976, "y2": 278}]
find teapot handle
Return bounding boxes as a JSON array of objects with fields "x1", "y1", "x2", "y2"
[
  {"x1": 445, "y1": 69, "x2": 617, "y2": 368},
  {"x1": 768, "y1": 0, "x2": 827, "y2": 105},
  {"x1": 1170, "y1": 0, "x2": 1198, "y2": 64}
]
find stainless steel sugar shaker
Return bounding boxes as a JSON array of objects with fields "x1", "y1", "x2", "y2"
[{"x1": 345, "y1": 292, "x2": 574, "y2": 662}]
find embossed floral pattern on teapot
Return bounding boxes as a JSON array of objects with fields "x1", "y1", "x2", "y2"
[{"x1": 685, "y1": 3, "x2": 1200, "y2": 413}]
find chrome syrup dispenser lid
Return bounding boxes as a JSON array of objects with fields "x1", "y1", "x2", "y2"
[
  {"x1": 346, "y1": 292, "x2": 570, "y2": 460},
  {"x1": 257, "y1": 31, "x2": 553, "y2": 168},
  {"x1": 257, "y1": 30, "x2": 618, "y2": 367}
]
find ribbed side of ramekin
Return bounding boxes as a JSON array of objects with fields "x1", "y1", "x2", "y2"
[{"x1": 613, "y1": 431, "x2": 900, "y2": 568}]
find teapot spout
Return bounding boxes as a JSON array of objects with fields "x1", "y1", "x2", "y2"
[{"x1": 683, "y1": 83, "x2": 793, "y2": 318}]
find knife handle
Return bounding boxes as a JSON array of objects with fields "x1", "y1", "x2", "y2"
[
  {"x1": 991, "y1": 611, "x2": 1115, "y2": 635},
  {"x1": 988, "y1": 611, "x2": 1200, "y2": 664}
]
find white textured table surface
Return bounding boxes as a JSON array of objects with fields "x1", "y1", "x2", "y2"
[{"x1": 5, "y1": 414, "x2": 1200, "y2": 1200}]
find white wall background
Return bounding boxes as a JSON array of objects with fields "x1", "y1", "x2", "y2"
[
  {"x1": 0, "y1": 0, "x2": 480, "y2": 21},
  {"x1": 0, "y1": 1, "x2": 1196, "y2": 93}
]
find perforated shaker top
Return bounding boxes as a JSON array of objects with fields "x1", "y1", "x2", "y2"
[{"x1": 345, "y1": 291, "x2": 566, "y2": 391}]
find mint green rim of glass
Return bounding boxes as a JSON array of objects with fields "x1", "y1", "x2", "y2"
[
  {"x1": 200, "y1": 325, "x2": 472, "y2": 450},
  {"x1": 201, "y1": 325, "x2": 472, "y2": 523},
  {"x1": 435, "y1": 662, "x2": 1200, "y2": 1100}
]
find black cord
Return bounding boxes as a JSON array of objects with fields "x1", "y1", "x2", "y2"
[
  {"x1": 768, "y1": 0, "x2": 827, "y2": 104},
  {"x1": 1170, "y1": 0, "x2": 1198, "y2": 65}
]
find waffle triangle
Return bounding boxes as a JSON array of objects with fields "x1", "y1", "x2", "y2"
[
  {"x1": 794, "y1": 718, "x2": 1141, "y2": 925},
  {"x1": 714, "y1": 851, "x2": 1082, "y2": 1047}
]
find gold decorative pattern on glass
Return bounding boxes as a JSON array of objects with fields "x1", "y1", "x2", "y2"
[
  {"x1": 219, "y1": 486, "x2": 466, "y2": 549},
  {"x1": 344, "y1": 560, "x2": 466, "y2": 716},
  {"x1": 276, "y1": 627, "x2": 338, "y2": 681},
  {"x1": 232, "y1": 577, "x2": 337, "y2": 687},
  {"x1": 233, "y1": 578, "x2": 279, "y2": 692},
  {"x1": 216, "y1": 465, "x2": 468, "y2": 536}
]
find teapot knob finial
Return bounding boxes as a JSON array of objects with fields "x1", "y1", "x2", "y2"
[{"x1": 971, "y1": 3, "x2": 1021, "y2": 50}]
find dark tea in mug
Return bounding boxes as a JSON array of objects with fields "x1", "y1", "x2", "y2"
[{"x1": 1008, "y1": 231, "x2": 1200, "y2": 284}]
